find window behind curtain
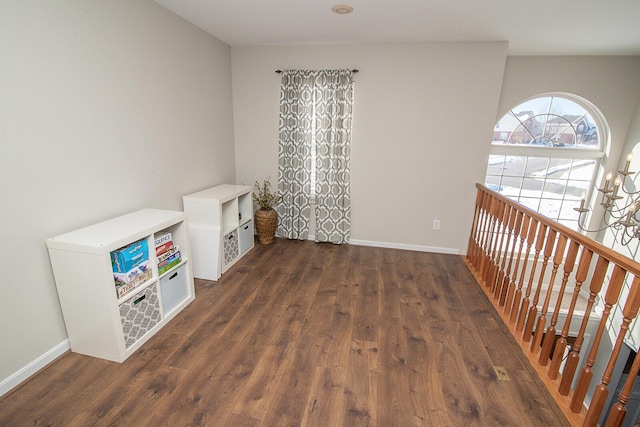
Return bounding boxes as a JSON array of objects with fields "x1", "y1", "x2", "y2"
[{"x1": 277, "y1": 70, "x2": 354, "y2": 244}]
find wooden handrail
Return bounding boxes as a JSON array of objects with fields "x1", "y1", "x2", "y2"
[
  {"x1": 473, "y1": 184, "x2": 640, "y2": 276},
  {"x1": 466, "y1": 183, "x2": 640, "y2": 427}
]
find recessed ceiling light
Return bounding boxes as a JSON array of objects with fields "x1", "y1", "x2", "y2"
[{"x1": 332, "y1": 4, "x2": 354, "y2": 14}]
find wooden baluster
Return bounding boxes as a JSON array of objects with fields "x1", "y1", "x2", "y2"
[
  {"x1": 478, "y1": 196, "x2": 493, "y2": 281},
  {"x1": 511, "y1": 218, "x2": 539, "y2": 325},
  {"x1": 605, "y1": 342, "x2": 640, "y2": 427},
  {"x1": 478, "y1": 196, "x2": 493, "y2": 278},
  {"x1": 571, "y1": 265, "x2": 625, "y2": 413},
  {"x1": 548, "y1": 247, "x2": 593, "y2": 380},
  {"x1": 525, "y1": 228, "x2": 557, "y2": 345},
  {"x1": 517, "y1": 221, "x2": 546, "y2": 333},
  {"x1": 480, "y1": 197, "x2": 500, "y2": 287},
  {"x1": 486, "y1": 200, "x2": 507, "y2": 293},
  {"x1": 470, "y1": 190, "x2": 486, "y2": 270},
  {"x1": 560, "y1": 255, "x2": 609, "y2": 396},
  {"x1": 466, "y1": 189, "x2": 483, "y2": 265},
  {"x1": 539, "y1": 239, "x2": 579, "y2": 366},
  {"x1": 499, "y1": 211, "x2": 524, "y2": 307},
  {"x1": 494, "y1": 207, "x2": 517, "y2": 301},
  {"x1": 474, "y1": 191, "x2": 491, "y2": 271},
  {"x1": 532, "y1": 234, "x2": 568, "y2": 359},
  {"x1": 490, "y1": 201, "x2": 511, "y2": 295},
  {"x1": 480, "y1": 199, "x2": 501, "y2": 288},
  {"x1": 585, "y1": 274, "x2": 640, "y2": 427},
  {"x1": 476, "y1": 191, "x2": 490, "y2": 268},
  {"x1": 504, "y1": 214, "x2": 531, "y2": 317}
]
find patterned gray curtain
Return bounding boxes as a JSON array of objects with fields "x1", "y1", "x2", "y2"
[
  {"x1": 314, "y1": 70, "x2": 353, "y2": 244},
  {"x1": 277, "y1": 71, "x2": 314, "y2": 240},
  {"x1": 277, "y1": 69, "x2": 353, "y2": 243}
]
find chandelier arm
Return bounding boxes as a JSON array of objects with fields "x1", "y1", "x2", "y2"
[
  {"x1": 600, "y1": 198, "x2": 636, "y2": 218},
  {"x1": 620, "y1": 226, "x2": 636, "y2": 246},
  {"x1": 606, "y1": 206, "x2": 630, "y2": 219},
  {"x1": 618, "y1": 182, "x2": 640, "y2": 198},
  {"x1": 575, "y1": 152, "x2": 640, "y2": 246},
  {"x1": 575, "y1": 211, "x2": 615, "y2": 234},
  {"x1": 576, "y1": 223, "x2": 612, "y2": 234}
]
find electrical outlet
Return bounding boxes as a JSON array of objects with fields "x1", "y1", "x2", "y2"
[{"x1": 433, "y1": 219, "x2": 441, "y2": 230}]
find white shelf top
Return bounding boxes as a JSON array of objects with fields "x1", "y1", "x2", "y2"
[
  {"x1": 183, "y1": 184, "x2": 252, "y2": 204},
  {"x1": 46, "y1": 209, "x2": 186, "y2": 255}
]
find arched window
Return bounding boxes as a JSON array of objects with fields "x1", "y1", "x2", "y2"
[{"x1": 484, "y1": 94, "x2": 606, "y2": 231}]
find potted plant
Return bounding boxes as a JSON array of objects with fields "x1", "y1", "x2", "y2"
[{"x1": 252, "y1": 178, "x2": 282, "y2": 245}]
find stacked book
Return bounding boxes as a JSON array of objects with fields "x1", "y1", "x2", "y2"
[
  {"x1": 155, "y1": 232, "x2": 181, "y2": 275},
  {"x1": 111, "y1": 239, "x2": 152, "y2": 298}
]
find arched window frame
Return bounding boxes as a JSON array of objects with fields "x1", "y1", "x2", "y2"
[{"x1": 485, "y1": 93, "x2": 609, "y2": 232}]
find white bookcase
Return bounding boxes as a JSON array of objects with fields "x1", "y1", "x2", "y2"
[
  {"x1": 46, "y1": 209, "x2": 195, "y2": 362},
  {"x1": 182, "y1": 184, "x2": 254, "y2": 281}
]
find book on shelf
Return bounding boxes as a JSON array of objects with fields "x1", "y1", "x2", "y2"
[
  {"x1": 113, "y1": 259, "x2": 152, "y2": 298},
  {"x1": 155, "y1": 232, "x2": 172, "y2": 248},
  {"x1": 158, "y1": 251, "x2": 181, "y2": 275},
  {"x1": 157, "y1": 245, "x2": 179, "y2": 263},
  {"x1": 155, "y1": 240, "x2": 174, "y2": 256}
]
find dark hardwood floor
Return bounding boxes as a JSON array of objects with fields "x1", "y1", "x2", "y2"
[{"x1": 0, "y1": 239, "x2": 570, "y2": 426}]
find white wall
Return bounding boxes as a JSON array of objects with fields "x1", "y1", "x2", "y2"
[
  {"x1": 231, "y1": 42, "x2": 509, "y2": 253},
  {"x1": 0, "y1": 0, "x2": 235, "y2": 392}
]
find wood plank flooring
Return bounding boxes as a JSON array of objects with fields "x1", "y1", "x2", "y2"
[{"x1": 0, "y1": 239, "x2": 570, "y2": 426}]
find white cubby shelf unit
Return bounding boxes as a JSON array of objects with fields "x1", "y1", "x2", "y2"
[
  {"x1": 46, "y1": 209, "x2": 195, "y2": 363},
  {"x1": 183, "y1": 184, "x2": 254, "y2": 281}
]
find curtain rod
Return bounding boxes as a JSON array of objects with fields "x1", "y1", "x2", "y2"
[{"x1": 275, "y1": 69, "x2": 359, "y2": 73}]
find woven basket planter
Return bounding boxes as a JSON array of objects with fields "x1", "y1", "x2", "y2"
[{"x1": 254, "y1": 208, "x2": 278, "y2": 245}]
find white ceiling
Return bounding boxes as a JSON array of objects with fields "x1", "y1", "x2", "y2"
[{"x1": 154, "y1": 0, "x2": 640, "y2": 55}]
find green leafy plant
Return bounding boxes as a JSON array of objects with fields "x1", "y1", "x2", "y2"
[{"x1": 253, "y1": 177, "x2": 282, "y2": 210}]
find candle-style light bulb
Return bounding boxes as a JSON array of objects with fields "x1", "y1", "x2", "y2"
[
  {"x1": 613, "y1": 176, "x2": 622, "y2": 197},
  {"x1": 626, "y1": 202, "x2": 636, "y2": 223},
  {"x1": 604, "y1": 172, "x2": 612, "y2": 189},
  {"x1": 624, "y1": 152, "x2": 633, "y2": 173}
]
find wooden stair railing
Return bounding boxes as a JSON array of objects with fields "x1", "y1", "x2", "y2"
[{"x1": 466, "y1": 184, "x2": 640, "y2": 427}]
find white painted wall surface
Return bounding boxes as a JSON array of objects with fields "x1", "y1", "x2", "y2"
[
  {"x1": 0, "y1": 0, "x2": 235, "y2": 393},
  {"x1": 231, "y1": 42, "x2": 509, "y2": 253}
]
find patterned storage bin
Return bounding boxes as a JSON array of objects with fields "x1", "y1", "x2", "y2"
[
  {"x1": 223, "y1": 230, "x2": 239, "y2": 266},
  {"x1": 119, "y1": 284, "x2": 161, "y2": 349}
]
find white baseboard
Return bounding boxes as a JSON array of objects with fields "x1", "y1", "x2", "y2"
[
  {"x1": 300, "y1": 234, "x2": 459, "y2": 255},
  {"x1": 349, "y1": 238, "x2": 460, "y2": 255},
  {"x1": 0, "y1": 340, "x2": 70, "y2": 398}
]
